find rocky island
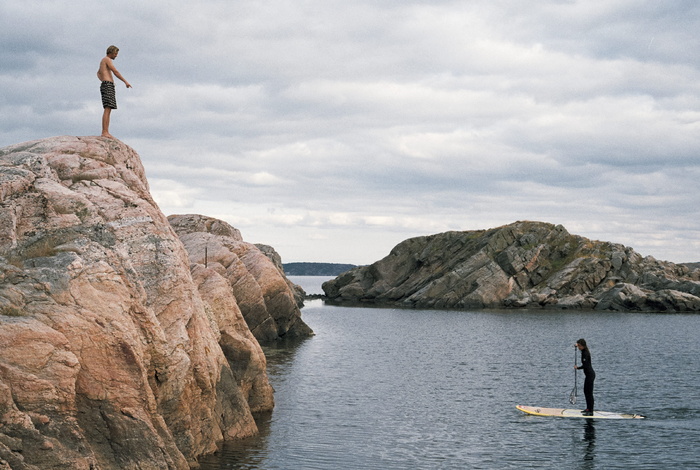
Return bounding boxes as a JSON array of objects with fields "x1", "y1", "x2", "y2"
[
  {"x1": 0, "y1": 136, "x2": 312, "y2": 469},
  {"x1": 323, "y1": 221, "x2": 700, "y2": 312}
]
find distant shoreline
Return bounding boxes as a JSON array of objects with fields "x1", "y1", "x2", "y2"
[{"x1": 284, "y1": 262, "x2": 357, "y2": 276}]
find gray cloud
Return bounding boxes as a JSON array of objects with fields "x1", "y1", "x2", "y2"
[{"x1": 1, "y1": 0, "x2": 699, "y2": 264}]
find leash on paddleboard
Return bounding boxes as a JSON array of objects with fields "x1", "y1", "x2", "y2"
[{"x1": 569, "y1": 345, "x2": 578, "y2": 405}]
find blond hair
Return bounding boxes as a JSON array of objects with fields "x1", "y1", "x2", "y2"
[{"x1": 106, "y1": 45, "x2": 119, "y2": 55}]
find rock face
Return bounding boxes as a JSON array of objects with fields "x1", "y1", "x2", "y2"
[
  {"x1": 254, "y1": 244, "x2": 305, "y2": 310},
  {"x1": 0, "y1": 136, "x2": 279, "y2": 469},
  {"x1": 168, "y1": 214, "x2": 313, "y2": 342},
  {"x1": 323, "y1": 221, "x2": 700, "y2": 312}
]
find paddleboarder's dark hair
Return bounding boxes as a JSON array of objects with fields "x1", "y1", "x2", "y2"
[{"x1": 576, "y1": 338, "x2": 589, "y2": 351}]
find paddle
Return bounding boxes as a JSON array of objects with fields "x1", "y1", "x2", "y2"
[{"x1": 569, "y1": 345, "x2": 578, "y2": 405}]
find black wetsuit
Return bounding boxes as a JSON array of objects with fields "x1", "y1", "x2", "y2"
[{"x1": 578, "y1": 348, "x2": 595, "y2": 412}]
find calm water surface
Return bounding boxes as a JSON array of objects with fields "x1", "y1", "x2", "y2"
[{"x1": 199, "y1": 277, "x2": 700, "y2": 469}]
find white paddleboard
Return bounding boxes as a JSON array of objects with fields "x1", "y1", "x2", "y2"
[{"x1": 517, "y1": 405, "x2": 644, "y2": 420}]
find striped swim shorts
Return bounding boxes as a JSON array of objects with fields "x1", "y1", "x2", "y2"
[{"x1": 100, "y1": 81, "x2": 117, "y2": 109}]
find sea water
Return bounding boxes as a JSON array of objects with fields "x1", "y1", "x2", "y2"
[{"x1": 198, "y1": 277, "x2": 700, "y2": 469}]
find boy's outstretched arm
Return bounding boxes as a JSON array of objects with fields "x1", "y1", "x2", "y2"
[{"x1": 108, "y1": 60, "x2": 132, "y2": 88}]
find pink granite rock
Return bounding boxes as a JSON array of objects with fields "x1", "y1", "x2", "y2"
[
  {"x1": 169, "y1": 214, "x2": 313, "y2": 342},
  {"x1": 0, "y1": 136, "x2": 275, "y2": 469}
]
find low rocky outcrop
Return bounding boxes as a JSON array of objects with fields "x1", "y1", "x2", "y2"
[
  {"x1": 324, "y1": 221, "x2": 700, "y2": 312},
  {"x1": 0, "y1": 136, "x2": 289, "y2": 469},
  {"x1": 168, "y1": 214, "x2": 312, "y2": 342}
]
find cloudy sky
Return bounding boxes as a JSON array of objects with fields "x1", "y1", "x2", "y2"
[{"x1": 2, "y1": 0, "x2": 699, "y2": 265}]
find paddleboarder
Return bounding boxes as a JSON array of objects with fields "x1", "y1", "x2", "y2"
[{"x1": 575, "y1": 339, "x2": 595, "y2": 415}]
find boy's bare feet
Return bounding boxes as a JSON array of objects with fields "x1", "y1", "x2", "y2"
[{"x1": 101, "y1": 133, "x2": 115, "y2": 139}]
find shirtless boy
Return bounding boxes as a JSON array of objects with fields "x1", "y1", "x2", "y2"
[{"x1": 97, "y1": 45, "x2": 132, "y2": 138}]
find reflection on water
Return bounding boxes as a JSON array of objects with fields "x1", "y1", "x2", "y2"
[
  {"x1": 262, "y1": 335, "x2": 312, "y2": 371},
  {"x1": 200, "y1": 414, "x2": 271, "y2": 470},
  {"x1": 198, "y1": 302, "x2": 700, "y2": 469},
  {"x1": 198, "y1": 336, "x2": 311, "y2": 469},
  {"x1": 582, "y1": 420, "x2": 596, "y2": 467}
]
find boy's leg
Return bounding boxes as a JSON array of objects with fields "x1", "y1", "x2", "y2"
[{"x1": 101, "y1": 108, "x2": 113, "y2": 138}]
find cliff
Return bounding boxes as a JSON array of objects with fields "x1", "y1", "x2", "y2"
[
  {"x1": 0, "y1": 136, "x2": 306, "y2": 469},
  {"x1": 323, "y1": 221, "x2": 700, "y2": 312}
]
